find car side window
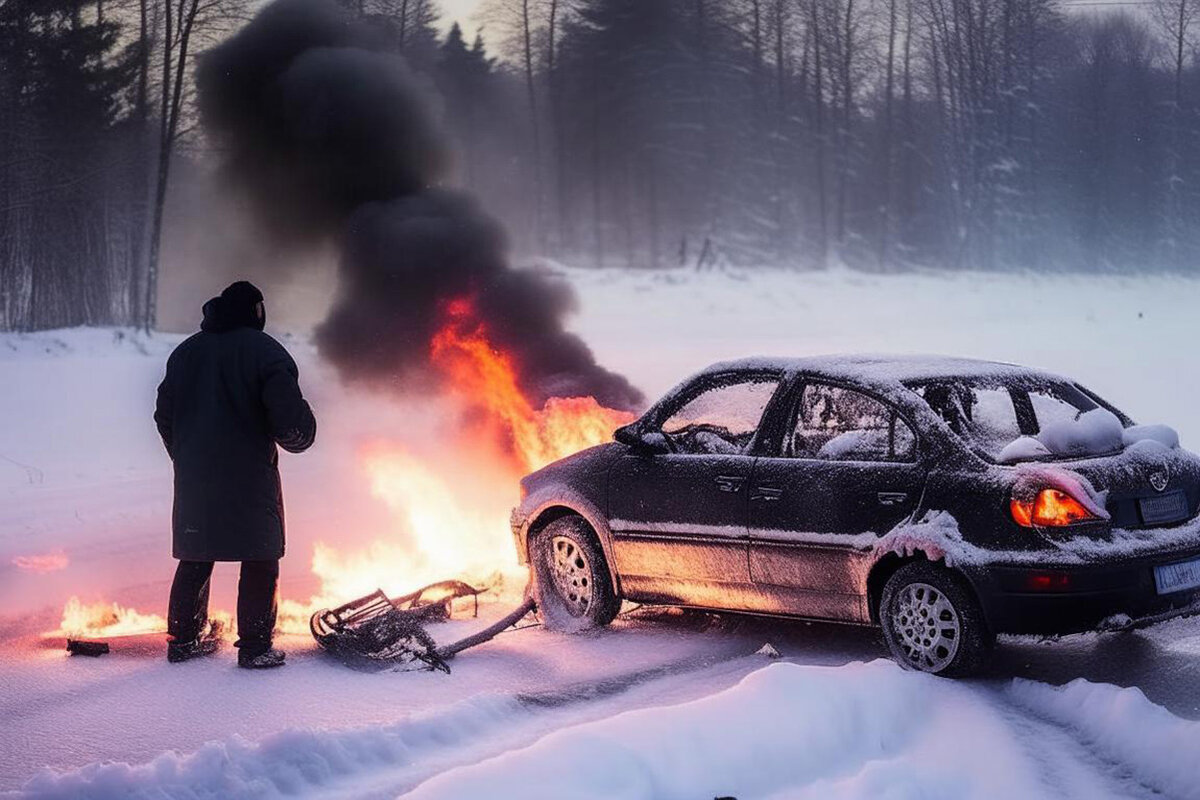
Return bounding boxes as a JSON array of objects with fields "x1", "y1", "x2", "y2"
[
  {"x1": 660, "y1": 375, "x2": 781, "y2": 455},
  {"x1": 788, "y1": 383, "x2": 916, "y2": 462}
]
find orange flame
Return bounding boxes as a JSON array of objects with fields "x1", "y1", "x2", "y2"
[
  {"x1": 55, "y1": 597, "x2": 168, "y2": 639},
  {"x1": 48, "y1": 297, "x2": 637, "y2": 639},
  {"x1": 300, "y1": 297, "x2": 635, "y2": 607},
  {"x1": 430, "y1": 297, "x2": 635, "y2": 472}
]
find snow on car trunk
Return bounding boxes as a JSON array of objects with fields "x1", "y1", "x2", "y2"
[{"x1": 1057, "y1": 440, "x2": 1200, "y2": 531}]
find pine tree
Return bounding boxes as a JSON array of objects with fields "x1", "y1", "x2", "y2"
[
  {"x1": 0, "y1": 0, "x2": 138, "y2": 328},
  {"x1": 438, "y1": 23, "x2": 499, "y2": 186}
]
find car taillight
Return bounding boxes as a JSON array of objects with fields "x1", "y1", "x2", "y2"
[
  {"x1": 1024, "y1": 570, "x2": 1072, "y2": 591},
  {"x1": 1010, "y1": 488, "x2": 1101, "y2": 527}
]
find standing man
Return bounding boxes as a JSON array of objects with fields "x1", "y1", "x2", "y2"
[{"x1": 154, "y1": 281, "x2": 316, "y2": 669}]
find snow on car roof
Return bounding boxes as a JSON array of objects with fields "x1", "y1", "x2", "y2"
[{"x1": 699, "y1": 354, "x2": 1065, "y2": 389}]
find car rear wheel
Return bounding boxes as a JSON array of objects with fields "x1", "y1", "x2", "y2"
[
  {"x1": 531, "y1": 515, "x2": 620, "y2": 633},
  {"x1": 880, "y1": 561, "x2": 992, "y2": 677}
]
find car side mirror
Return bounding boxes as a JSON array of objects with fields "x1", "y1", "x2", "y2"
[{"x1": 614, "y1": 424, "x2": 668, "y2": 454}]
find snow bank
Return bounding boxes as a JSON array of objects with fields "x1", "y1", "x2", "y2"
[
  {"x1": 403, "y1": 660, "x2": 1049, "y2": 800},
  {"x1": 1008, "y1": 678, "x2": 1200, "y2": 800},
  {"x1": 0, "y1": 328, "x2": 178, "y2": 361},
  {"x1": 12, "y1": 693, "x2": 527, "y2": 800}
]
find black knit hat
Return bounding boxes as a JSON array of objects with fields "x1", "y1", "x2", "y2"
[{"x1": 201, "y1": 280, "x2": 266, "y2": 333}]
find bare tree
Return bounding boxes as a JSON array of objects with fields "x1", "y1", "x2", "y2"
[
  {"x1": 1152, "y1": 0, "x2": 1198, "y2": 263},
  {"x1": 144, "y1": 0, "x2": 246, "y2": 330},
  {"x1": 1154, "y1": 0, "x2": 1198, "y2": 107},
  {"x1": 876, "y1": 0, "x2": 900, "y2": 268},
  {"x1": 805, "y1": 0, "x2": 830, "y2": 267},
  {"x1": 481, "y1": 0, "x2": 560, "y2": 248}
]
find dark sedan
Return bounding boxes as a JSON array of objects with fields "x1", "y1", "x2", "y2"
[{"x1": 511, "y1": 356, "x2": 1200, "y2": 675}]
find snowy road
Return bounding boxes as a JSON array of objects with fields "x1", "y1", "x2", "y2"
[
  {"x1": 6, "y1": 608, "x2": 1200, "y2": 799},
  {"x1": 5, "y1": 267, "x2": 1200, "y2": 797}
]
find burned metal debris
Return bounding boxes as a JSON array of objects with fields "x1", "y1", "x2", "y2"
[
  {"x1": 66, "y1": 639, "x2": 110, "y2": 657},
  {"x1": 310, "y1": 580, "x2": 535, "y2": 673}
]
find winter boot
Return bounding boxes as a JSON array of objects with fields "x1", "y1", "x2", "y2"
[
  {"x1": 167, "y1": 637, "x2": 221, "y2": 663},
  {"x1": 167, "y1": 619, "x2": 224, "y2": 663},
  {"x1": 238, "y1": 648, "x2": 286, "y2": 669}
]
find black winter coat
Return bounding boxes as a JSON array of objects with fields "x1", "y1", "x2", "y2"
[{"x1": 154, "y1": 313, "x2": 316, "y2": 562}]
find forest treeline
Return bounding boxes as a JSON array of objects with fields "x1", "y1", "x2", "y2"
[{"x1": 3, "y1": 0, "x2": 1200, "y2": 330}]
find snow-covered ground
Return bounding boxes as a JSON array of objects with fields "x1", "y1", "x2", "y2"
[{"x1": 4, "y1": 267, "x2": 1200, "y2": 798}]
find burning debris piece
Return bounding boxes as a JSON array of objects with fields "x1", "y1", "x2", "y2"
[
  {"x1": 311, "y1": 590, "x2": 450, "y2": 672},
  {"x1": 66, "y1": 640, "x2": 110, "y2": 657},
  {"x1": 57, "y1": 596, "x2": 168, "y2": 640},
  {"x1": 310, "y1": 580, "x2": 535, "y2": 673}
]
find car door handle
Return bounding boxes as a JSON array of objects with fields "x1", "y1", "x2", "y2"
[
  {"x1": 878, "y1": 492, "x2": 909, "y2": 506},
  {"x1": 714, "y1": 475, "x2": 745, "y2": 493},
  {"x1": 752, "y1": 486, "x2": 784, "y2": 501}
]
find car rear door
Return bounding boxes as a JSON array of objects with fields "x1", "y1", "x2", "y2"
[
  {"x1": 608, "y1": 371, "x2": 784, "y2": 610},
  {"x1": 747, "y1": 380, "x2": 926, "y2": 622}
]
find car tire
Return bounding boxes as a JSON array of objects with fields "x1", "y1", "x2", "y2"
[
  {"x1": 531, "y1": 515, "x2": 621, "y2": 633},
  {"x1": 880, "y1": 561, "x2": 993, "y2": 677}
]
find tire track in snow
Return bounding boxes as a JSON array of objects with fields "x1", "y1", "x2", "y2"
[
  {"x1": 6, "y1": 647, "x2": 762, "y2": 800},
  {"x1": 980, "y1": 684, "x2": 1167, "y2": 800},
  {"x1": 334, "y1": 652, "x2": 765, "y2": 800}
]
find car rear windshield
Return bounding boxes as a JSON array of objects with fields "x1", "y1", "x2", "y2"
[{"x1": 905, "y1": 377, "x2": 1117, "y2": 462}]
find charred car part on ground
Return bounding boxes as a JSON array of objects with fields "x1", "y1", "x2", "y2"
[
  {"x1": 310, "y1": 580, "x2": 538, "y2": 672},
  {"x1": 512, "y1": 356, "x2": 1200, "y2": 676}
]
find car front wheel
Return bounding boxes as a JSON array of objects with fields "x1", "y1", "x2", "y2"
[
  {"x1": 531, "y1": 515, "x2": 621, "y2": 633},
  {"x1": 880, "y1": 561, "x2": 993, "y2": 677}
]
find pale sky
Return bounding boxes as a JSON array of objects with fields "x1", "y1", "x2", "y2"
[{"x1": 438, "y1": 0, "x2": 486, "y2": 38}]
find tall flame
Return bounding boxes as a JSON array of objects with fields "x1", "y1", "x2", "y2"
[
  {"x1": 431, "y1": 297, "x2": 635, "y2": 472},
  {"x1": 312, "y1": 296, "x2": 636, "y2": 602},
  {"x1": 47, "y1": 297, "x2": 637, "y2": 640}
]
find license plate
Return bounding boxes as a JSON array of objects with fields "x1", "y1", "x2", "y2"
[
  {"x1": 1154, "y1": 557, "x2": 1200, "y2": 595},
  {"x1": 1139, "y1": 491, "x2": 1190, "y2": 525}
]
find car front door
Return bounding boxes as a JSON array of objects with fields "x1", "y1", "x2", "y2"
[
  {"x1": 747, "y1": 380, "x2": 926, "y2": 621},
  {"x1": 608, "y1": 371, "x2": 785, "y2": 610}
]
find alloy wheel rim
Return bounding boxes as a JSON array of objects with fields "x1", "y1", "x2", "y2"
[
  {"x1": 891, "y1": 582, "x2": 961, "y2": 673},
  {"x1": 549, "y1": 536, "x2": 592, "y2": 616}
]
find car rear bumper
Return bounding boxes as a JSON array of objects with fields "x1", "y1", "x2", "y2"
[{"x1": 966, "y1": 545, "x2": 1200, "y2": 636}]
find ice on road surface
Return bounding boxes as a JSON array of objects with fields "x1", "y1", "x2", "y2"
[{"x1": 4, "y1": 267, "x2": 1200, "y2": 798}]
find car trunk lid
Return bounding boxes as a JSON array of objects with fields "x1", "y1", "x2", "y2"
[{"x1": 1063, "y1": 442, "x2": 1200, "y2": 530}]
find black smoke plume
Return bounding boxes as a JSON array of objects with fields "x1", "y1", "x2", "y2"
[{"x1": 196, "y1": 0, "x2": 642, "y2": 410}]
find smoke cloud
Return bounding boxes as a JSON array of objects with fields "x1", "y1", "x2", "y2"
[{"x1": 196, "y1": 0, "x2": 642, "y2": 410}]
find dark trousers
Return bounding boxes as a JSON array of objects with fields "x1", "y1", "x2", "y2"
[{"x1": 168, "y1": 560, "x2": 279, "y2": 654}]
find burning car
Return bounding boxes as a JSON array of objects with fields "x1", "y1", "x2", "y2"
[{"x1": 511, "y1": 356, "x2": 1200, "y2": 676}]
